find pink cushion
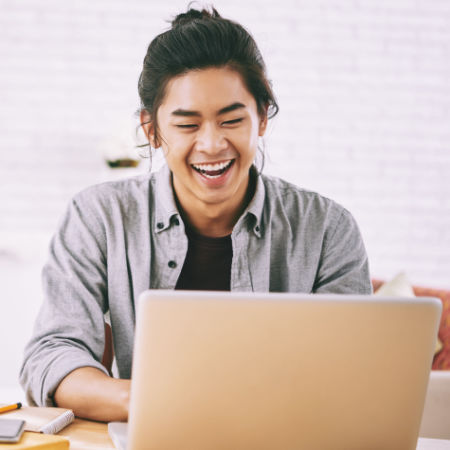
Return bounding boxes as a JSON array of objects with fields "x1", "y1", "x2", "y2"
[{"x1": 372, "y1": 279, "x2": 450, "y2": 370}]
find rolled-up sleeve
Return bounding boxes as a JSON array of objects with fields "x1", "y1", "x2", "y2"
[{"x1": 19, "y1": 196, "x2": 109, "y2": 406}]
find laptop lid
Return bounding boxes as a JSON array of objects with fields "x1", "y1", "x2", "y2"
[{"x1": 127, "y1": 291, "x2": 441, "y2": 450}]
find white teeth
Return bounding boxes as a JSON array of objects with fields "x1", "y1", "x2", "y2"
[{"x1": 191, "y1": 160, "x2": 233, "y2": 172}]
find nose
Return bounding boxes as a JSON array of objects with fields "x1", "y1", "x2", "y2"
[{"x1": 195, "y1": 122, "x2": 227, "y2": 155}]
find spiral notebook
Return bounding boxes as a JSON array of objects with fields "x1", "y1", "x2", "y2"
[{"x1": 1, "y1": 407, "x2": 74, "y2": 434}]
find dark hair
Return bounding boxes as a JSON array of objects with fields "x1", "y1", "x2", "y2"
[{"x1": 138, "y1": 6, "x2": 278, "y2": 145}]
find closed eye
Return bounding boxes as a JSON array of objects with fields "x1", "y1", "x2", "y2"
[
  {"x1": 223, "y1": 118, "x2": 243, "y2": 125},
  {"x1": 176, "y1": 124, "x2": 198, "y2": 129}
]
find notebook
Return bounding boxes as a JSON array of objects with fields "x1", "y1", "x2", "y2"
[
  {"x1": 110, "y1": 290, "x2": 442, "y2": 450},
  {"x1": 2, "y1": 407, "x2": 74, "y2": 434}
]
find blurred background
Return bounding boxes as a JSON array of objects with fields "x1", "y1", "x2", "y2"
[{"x1": 1, "y1": 0, "x2": 449, "y2": 401}]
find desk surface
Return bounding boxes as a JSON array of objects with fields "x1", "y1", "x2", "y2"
[
  {"x1": 56, "y1": 418, "x2": 114, "y2": 449},
  {"x1": 57, "y1": 419, "x2": 450, "y2": 450},
  {"x1": 3, "y1": 409, "x2": 450, "y2": 449}
]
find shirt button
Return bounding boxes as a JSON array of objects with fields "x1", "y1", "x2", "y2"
[
  {"x1": 157, "y1": 222, "x2": 164, "y2": 229},
  {"x1": 168, "y1": 260, "x2": 177, "y2": 269},
  {"x1": 173, "y1": 218, "x2": 180, "y2": 226}
]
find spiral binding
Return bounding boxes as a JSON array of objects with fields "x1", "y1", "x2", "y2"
[{"x1": 39, "y1": 410, "x2": 75, "y2": 434}]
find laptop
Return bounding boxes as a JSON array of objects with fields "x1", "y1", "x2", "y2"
[{"x1": 109, "y1": 290, "x2": 441, "y2": 450}]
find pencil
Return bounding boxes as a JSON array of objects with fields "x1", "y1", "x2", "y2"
[{"x1": 0, "y1": 402, "x2": 22, "y2": 414}]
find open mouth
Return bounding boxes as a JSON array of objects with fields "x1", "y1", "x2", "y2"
[{"x1": 191, "y1": 159, "x2": 235, "y2": 179}]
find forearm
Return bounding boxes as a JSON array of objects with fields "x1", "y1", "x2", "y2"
[{"x1": 54, "y1": 367, "x2": 130, "y2": 422}]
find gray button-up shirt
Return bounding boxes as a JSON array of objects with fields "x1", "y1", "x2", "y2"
[{"x1": 20, "y1": 164, "x2": 371, "y2": 406}]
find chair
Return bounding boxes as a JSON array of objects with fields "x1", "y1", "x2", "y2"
[{"x1": 101, "y1": 322, "x2": 114, "y2": 376}]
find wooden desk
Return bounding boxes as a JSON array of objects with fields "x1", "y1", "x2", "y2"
[
  {"x1": 0, "y1": 405, "x2": 114, "y2": 449},
  {"x1": 55, "y1": 421, "x2": 450, "y2": 450},
  {"x1": 4, "y1": 408, "x2": 450, "y2": 449},
  {"x1": 56, "y1": 418, "x2": 114, "y2": 449}
]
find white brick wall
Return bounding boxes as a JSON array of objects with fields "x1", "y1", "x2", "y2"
[{"x1": 0, "y1": 0, "x2": 449, "y2": 393}]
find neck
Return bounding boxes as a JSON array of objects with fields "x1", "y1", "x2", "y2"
[
  {"x1": 185, "y1": 214, "x2": 234, "y2": 237},
  {"x1": 174, "y1": 171, "x2": 256, "y2": 238}
]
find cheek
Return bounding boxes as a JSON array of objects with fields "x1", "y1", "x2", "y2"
[
  {"x1": 231, "y1": 124, "x2": 259, "y2": 152},
  {"x1": 160, "y1": 133, "x2": 195, "y2": 166}
]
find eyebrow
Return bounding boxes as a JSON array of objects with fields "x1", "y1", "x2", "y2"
[{"x1": 170, "y1": 102, "x2": 246, "y2": 117}]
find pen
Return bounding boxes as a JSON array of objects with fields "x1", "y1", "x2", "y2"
[{"x1": 0, "y1": 402, "x2": 22, "y2": 414}]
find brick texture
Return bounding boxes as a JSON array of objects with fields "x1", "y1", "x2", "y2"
[{"x1": 1, "y1": 0, "x2": 449, "y2": 290}]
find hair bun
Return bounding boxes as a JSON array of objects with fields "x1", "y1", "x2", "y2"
[{"x1": 171, "y1": 7, "x2": 220, "y2": 28}]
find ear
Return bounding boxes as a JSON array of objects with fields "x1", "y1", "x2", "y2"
[
  {"x1": 140, "y1": 110, "x2": 159, "y2": 148},
  {"x1": 258, "y1": 106, "x2": 268, "y2": 137},
  {"x1": 258, "y1": 112, "x2": 268, "y2": 137}
]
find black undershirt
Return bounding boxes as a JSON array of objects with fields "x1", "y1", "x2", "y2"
[{"x1": 175, "y1": 226, "x2": 233, "y2": 291}]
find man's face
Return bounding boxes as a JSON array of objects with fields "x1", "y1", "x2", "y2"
[{"x1": 146, "y1": 67, "x2": 267, "y2": 217}]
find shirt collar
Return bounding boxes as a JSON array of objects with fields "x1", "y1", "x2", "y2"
[
  {"x1": 153, "y1": 164, "x2": 180, "y2": 233},
  {"x1": 153, "y1": 164, "x2": 266, "y2": 237},
  {"x1": 239, "y1": 166, "x2": 265, "y2": 238}
]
